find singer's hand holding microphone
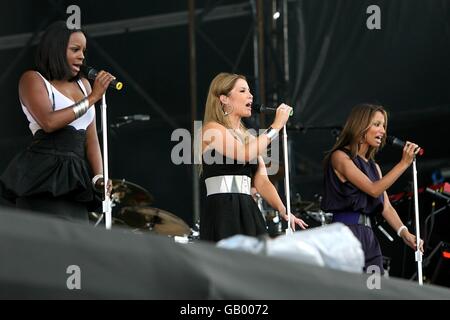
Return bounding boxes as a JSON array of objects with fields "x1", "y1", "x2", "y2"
[
  {"x1": 89, "y1": 70, "x2": 116, "y2": 102},
  {"x1": 401, "y1": 141, "x2": 421, "y2": 165},
  {"x1": 252, "y1": 103, "x2": 293, "y2": 126},
  {"x1": 271, "y1": 103, "x2": 293, "y2": 130},
  {"x1": 81, "y1": 65, "x2": 123, "y2": 105},
  {"x1": 386, "y1": 136, "x2": 423, "y2": 167}
]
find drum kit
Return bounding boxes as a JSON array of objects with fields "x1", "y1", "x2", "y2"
[
  {"x1": 93, "y1": 179, "x2": 332, "y2": 240},
  {"x1": 255, "y1": 192, "x2": 333, "y2": 237},
  {"x1": 292, "y1": 195, "x2": 333, "y2": 227},
  {"x1": 90, "y1": 179, "x2": 195, "y2": 241}
]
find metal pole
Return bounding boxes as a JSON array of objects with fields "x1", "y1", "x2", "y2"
[
  {"x1": 251, "y1": 0, "x2": 259, "y2": 96},
  {"x1": 270, "y1": 0, "x2": 278, "y2": 104},
  {"x1": 101, "y1": 94, "x2": 112, "y2": 229},
  {"x1": 189, "y1": 0, "x2": 200, "y2": 226},
  {"x1": 412, "y1": 158, "x2": 423, "y2": 285},
  {"x1": 282, "y1": 125, "x2": 293, "y2": 235},
  {"x1": 256, "y1": 0, "x2": 266, "y2": 127},
  {"x1": 282, "y1": 0, "x2": 289, "y2": 84}
]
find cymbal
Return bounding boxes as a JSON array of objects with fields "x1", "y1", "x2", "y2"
[
  {"x1": 111, "y1": 179, "x2": 154, "y2": 206},
  {"x1": 119, "y1": 206, "x2": 190, "y2": 236}
]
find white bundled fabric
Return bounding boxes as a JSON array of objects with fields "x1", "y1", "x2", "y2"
[
  {"x1": 269, "y1": 223, "x2": 364, "y2": 273},
  {"x1": 217, "y1": 223, "x2": 364, "y2": 273},
  {"x1": 216, "y1": 234, "x2": 266, "y2": 254}
]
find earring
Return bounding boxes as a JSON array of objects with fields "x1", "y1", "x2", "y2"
[
  {"x1": 222, "y1": 104, "x2": 233, "y2": 116},
  {"x1": 222, "y1": 103, "x2": 230, "y2": 116}
]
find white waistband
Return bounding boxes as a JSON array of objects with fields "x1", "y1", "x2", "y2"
[{"x1": 205, "y1": 175, "x2": 251, "y2": 196}]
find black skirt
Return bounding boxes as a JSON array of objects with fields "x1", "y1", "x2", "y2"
[
  {"x1": 0, "y1": 127, "x2": 94, "y2": 204},
  {"x1": 200, "y1": 193, "x2": 268, "y2": 242}
]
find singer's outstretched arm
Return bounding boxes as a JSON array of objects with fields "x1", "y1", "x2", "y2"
[
  {"x1": 376, "y1": 165, "x2": 424, "y2": 252},
  {"x1": 253, "y1": 155, "x2": 308, "y2": 230},
  {"x1": 83, "y1": 78, "x2": 103, "y2": 178}
]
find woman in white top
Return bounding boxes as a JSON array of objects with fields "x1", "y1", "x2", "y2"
[{"x1": 0, "y1": 21, "x2": 115, "y2": 222}]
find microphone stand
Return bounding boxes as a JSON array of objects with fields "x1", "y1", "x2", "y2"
[
  {"x1": 411, "y1": 156, "x2": 423, "y2": 285},
  {"x1": 101, "y1": 94, "x2": 112, "y2": 229},
  {"x1": 110, "y1": 119, "x2": 132, "y2": 128},
  {"x1": 282, "y1": 125, "x2": 293, "y2": 235}
]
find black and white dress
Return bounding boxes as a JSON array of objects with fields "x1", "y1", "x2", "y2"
[
  {"x1": 200, "y1": 149, "x2": 267, "y2": 242},
  {"x1": 0, "y1": 72, "x2": 96, "y2": 221}
]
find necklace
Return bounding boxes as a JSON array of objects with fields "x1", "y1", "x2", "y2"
[{"x1": 230, "y1": 128, "x2": 244, "y2": 144}]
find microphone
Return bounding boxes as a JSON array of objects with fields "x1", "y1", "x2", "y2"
[
  {"x1": 386, "y1": 136, "x2": 424, "y2": 156},
  {"x1": 252, "y1": 104, "x2": 293, "y2": 116},
  {"x1": 81, "y1": 65, "x2": 123, "y2": 91},
  {"x1": 117, "y1": 114, "x2": 150, "y2": 121}
]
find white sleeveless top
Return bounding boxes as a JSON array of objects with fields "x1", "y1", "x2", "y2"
[{"x1": 21, "y1": 72, "x2": 95, "y2": 135}]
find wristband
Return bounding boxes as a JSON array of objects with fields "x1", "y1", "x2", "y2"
[
  {"x1": 92, "y1": 174, "x2": 103, "y2": 188},
  {"x1": 397, "y1": 225, "x2": 408, "y2": 237},
  {"x1": 264, "y1": 126, "x2": 279, "y2": 141}
]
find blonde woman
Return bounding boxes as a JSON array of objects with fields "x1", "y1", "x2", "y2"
[{"x1": 200, "y1": 72, "x2": 307, "y2": 242}]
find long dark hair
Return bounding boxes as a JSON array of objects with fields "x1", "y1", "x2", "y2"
[
  {"x1": 35, "y1": 21, "x2": 84, "y2": 81},
  {"x1": 324, "y1": 103, "x2": 388, "y2": 165}
]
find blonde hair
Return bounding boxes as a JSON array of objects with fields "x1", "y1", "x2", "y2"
[
  {"x1": 197, "y1": 73, "x2": 252, "y2": 171},
  {"x1": 203, "y1": 72, "x2": 252, "y2": 142},
  {"x1": 325, "y1": 103, "x2": 388, "y2": 164}
]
